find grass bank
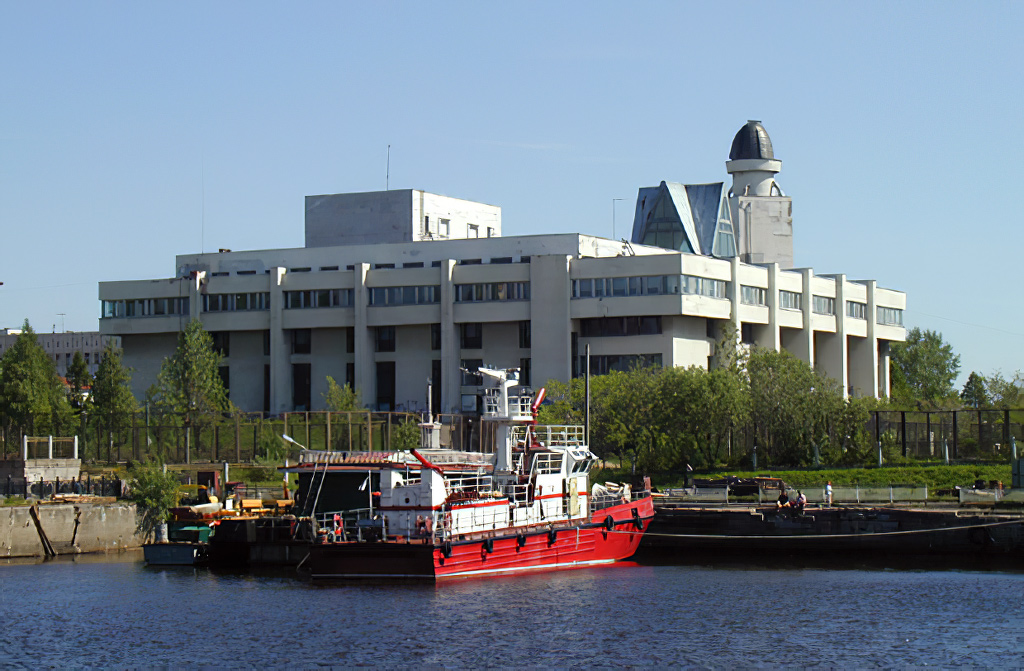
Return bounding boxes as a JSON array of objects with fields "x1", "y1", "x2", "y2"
[{"x1": 595, "y1": 463, "x2": 1013, "y2": 492}]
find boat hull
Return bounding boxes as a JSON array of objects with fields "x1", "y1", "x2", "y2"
[
  {"x1": 143, "y1": 542, "x2": 206, "y2": 566},
  {"x1": 309, "y1": 498, "x2": 654, "y2": 582}
]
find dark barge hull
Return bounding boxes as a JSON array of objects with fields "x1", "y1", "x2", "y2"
[{"x1": 637, "y1": 505, "x2": 1024, "y2": 562}]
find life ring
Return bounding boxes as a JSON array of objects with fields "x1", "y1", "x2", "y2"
[
  {"x1": 604, "y1": 515, "x2": 615, "y2": 531},
  {"x1": 632, "y1": 508, "x2": 643, "y2": 530}
]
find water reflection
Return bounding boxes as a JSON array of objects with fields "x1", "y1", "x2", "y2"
[{"x1": 1, "y1": 557, "x2": 1023, "y2": 667}]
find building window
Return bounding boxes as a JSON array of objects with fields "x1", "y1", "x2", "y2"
[
  {"x1": 518, "y1": 321, "x2": 531, "y2": 349},
  {"x1": 461, "y1": 359, "x2": 483, "y2": 385},
  {"x1": 263, "y1": 365, "x2": 270, "y2": 413},
  {"x1": 211, "y1": 332, "x2": 230, "y2": 357},
  {"x1": 218, "y1": 365, "x2": 230, "y2": 396},
  {"x1": 376, "y1": 361, "x2": 396, "y2": 411},
  {"x1": 320, "y1": 265, "x2": 339, "y2": 271},
  {"x1": 487, "y1": 227, "x2": 495, "y2": 238},
  {"x1": 519, "y1": 358, "x2": 531, "y2": 387},
  {"x1": 780, "y1": 290, "x2": 802, "y2": 311},
  {"x1": 439, "y1": 219, "x2": 450, "y2": 237},
  {"x1": 292, "y1": 329, "x2": 311, "y2": 355},
  {"x1": 403, "y1": 262, "x2": 424, "y2": 268},
  {"x1": 741, "y1": 323, "x2": 755, "y2": 345},
  {"x1": 454, "y1": 282, "x2": 530, "y2": 302},
  {"x1": 431, "y1": 360, "x2": 442, "y2": 412},
  {"x1": 460, "y1": 323, "x2": 483, "y2": 349},
  {"x1": 579, "y1": 316, "x2": 662, "y2": 338},
  {"x1": 847, "y1": 301, "x2": 867, "y2": 320},
  {"x1": 368, "y1": 285, "x2": 439, "y2": 307},
  {"x1": 292, "y1": 363, "x2": 311, "y2": 411},
  {"x1": 877, "y1": 307, "x2": 904, "y2": 326},
  {"x1": 375, "y1": 326, "x2": 396, "y2": 352},
  {"x1": 681, "y1": 276, "x2": 727, "y2": 299},
  {"x1": 572, "y1": 275, "x2": 681, "y2": 299},
  {"x1": 459, "y1": 258, "x2": 482, "y2": 265},
  {"x1": 346, "y1": 327, "x2": 355, "y2": 354},
  {"x1": 740, "y1": 286, "x2": 767, "y2": 306},
  {"x1": 812, "y1": 295, "x2": 836, "y2": 316},
  {"x1": 102, "y1": 297, "x2": 189, "y2": 318},
  {"x1": 490, "y1": 256, "x2": 512, "y2": 264},
  {"x1": 585, "y1": 353, "x2": 662, "y2": 376},
  {"x1": 374, "y1": 263, "x2": 395, "y2": 269},
  {"x1": 468, "y1": 224, "x2": 479, "y2": 238},
  {"x1": 431, "y1": 323, "x2": 442, "y2": 350},
  {"x1": 284, "y1": 289, "x2": 353, "y2": 309},
  {"x1": 346, "y1": 362, "x2": 355, "y2": 389}
]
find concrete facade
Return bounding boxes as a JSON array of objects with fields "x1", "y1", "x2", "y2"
[
  {"x1": 0, "y1": 329, "x2": 120, "y2": 378},
  {"x1": 97, "y1": 126, "x2": 906, "y2": 414},
  {"x1": 99, "y1": 231, "x2": 905, "y2": 413}
]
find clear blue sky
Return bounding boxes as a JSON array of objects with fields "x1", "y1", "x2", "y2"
[{"x1": 2, "y1": 2, "x2": 1021, "y2": 384}]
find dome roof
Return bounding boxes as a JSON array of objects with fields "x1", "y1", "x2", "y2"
[{"x1": 729, "y1": 120, "x2": 774, "y2": 161}]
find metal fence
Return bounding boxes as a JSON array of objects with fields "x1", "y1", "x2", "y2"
[
  {"x1": 0, "y1": 410, "x2": 474, "y2": 465},
  {"x1": 3, "y1": 475, "x2": 123, "y2": 499}
]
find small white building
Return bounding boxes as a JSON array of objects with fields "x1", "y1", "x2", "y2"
[{"x1": 98, "y1": 123, "x2": 906, "y2": 414}]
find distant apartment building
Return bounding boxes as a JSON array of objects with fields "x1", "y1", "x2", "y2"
[
  {"x1": 98, "y1": 123, "x2": 906, "y2": 414},
  {"x1": 0, "y1": 329, "x2": 121, "y2": 378}
]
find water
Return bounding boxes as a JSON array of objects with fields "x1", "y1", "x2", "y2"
[{"x1": 2, "y1": 552, "x2": 1023, "y2": 668}]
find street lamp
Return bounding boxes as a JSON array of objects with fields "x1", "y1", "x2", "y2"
[
  {"x1": 282, "y1": 434, "x2": 306, "y2": 450},
  {"x1": 612, "y1": 198, "x2": 624, "y2": 240}
]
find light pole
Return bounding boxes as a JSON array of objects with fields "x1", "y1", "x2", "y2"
[{"x1": 612, "y1": 198, "x2": 624, "y2": 240}]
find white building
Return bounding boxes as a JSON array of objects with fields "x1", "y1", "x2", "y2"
[
  {"x1": 98, "y1": 124, "x2": 906, "y2": 414},
  {"x1": 0, "y1": 329, "x2": 120, "y2": 378}
]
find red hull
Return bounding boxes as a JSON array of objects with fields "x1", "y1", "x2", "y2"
[{"x1": 309, "y1": 498, "x2": 654, "y2": 581}]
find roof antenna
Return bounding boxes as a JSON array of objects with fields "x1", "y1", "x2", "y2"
[{"x1": 386, "y1": 145, "x2": 390, "y2": 191}]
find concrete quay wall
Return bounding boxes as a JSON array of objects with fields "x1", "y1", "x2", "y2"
[{"x1": 0, "y1": 502, "x2": 145, "y2": 558}]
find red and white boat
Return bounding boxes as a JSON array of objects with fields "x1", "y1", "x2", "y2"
[{"x1": 307, "y1": 367, "x2": 654, "y2": 581}]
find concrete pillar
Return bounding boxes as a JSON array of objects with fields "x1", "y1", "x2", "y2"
[
  {"x1": 817, "y1": 275, "x2": 848, "y2": 396},
  {"x1": 729, "y1": 256, "x2": 741, "y2": 337},
  {"x1": 439, "y1": 259, "x2": 459, "y2": 413},
  {"x1": 765, "y1": 263, "x2": 781, "y2": 352},
  {"x1": 353, "y1": 263, "x2": 373, "y2": 409},
  {"x1": 530, "y1": 255, "x2": 573, "y2": 386},
  {"x1": 848, "y1": 280, "x2": 878, "y2": 398},
  {"x1": 866, "y1": 280, "x2": 883, "y2": 397},
  {"x1": 270, "y1": 267, "x2": 290, "y2": 414}
]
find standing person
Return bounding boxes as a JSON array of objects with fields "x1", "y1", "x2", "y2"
[{"x1": 825, "y1": 481, "x2": 833, "y2": 507}]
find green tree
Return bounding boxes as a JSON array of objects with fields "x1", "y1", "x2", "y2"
[
  {"x1": 748, "y1": 348, "x2": 842, "y2": 466},
  {"x1": 91, "y1": 342, "x2": 137, "y2": 454},
  {"x1": 985, "y1": 371, "x2": 1023, "y2": 408},
  {"x1": 127, "y1": 461, "x2": 181, "y2": 538},
  {"x1": 960, "y1": 372, "x2": 989, "y2": 408},
  {"x1": 65, "y1": 351, "x2": 92, "y2": 411},
  {"x1": 323, "y1": 375, "x2": 362, "y2": 412},
  {"x1": 154, "y1": 320, "x2": 230, "y2": 428},
  {"x1": 890, "y1": 327, "x2": 960, "y2": 404},
  {"x1": 0, "y1": 320, "x2": 73, "y2": 436}
]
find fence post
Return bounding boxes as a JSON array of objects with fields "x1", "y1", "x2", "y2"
[{"x1": 889, "y1": 485, "x2": 893, "y2": 503}]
